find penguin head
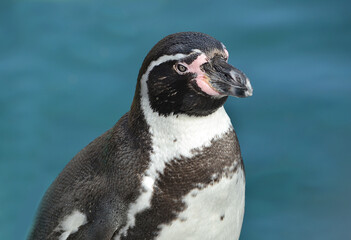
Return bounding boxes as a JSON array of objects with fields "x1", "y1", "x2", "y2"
[{"x1": 136, "y1": 32, "x2": 253, "y2": 117}]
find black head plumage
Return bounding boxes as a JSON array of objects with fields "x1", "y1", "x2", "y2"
[
  {"x1": 131, "y1": 32, "x2": 252, "y2": 117},
  {"x1": 137, "y1": 32, "x2": 224, "y2": 80}
]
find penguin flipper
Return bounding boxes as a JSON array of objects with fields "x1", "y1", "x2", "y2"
[{"x1": 66, "y1": 196, "x2": 127, "y2": 240}]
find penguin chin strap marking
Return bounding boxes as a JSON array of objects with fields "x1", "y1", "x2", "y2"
[
  {"x1": 114, "y1": 53, "x2": 233, "y2": 239},
  {"x1": 54, "y1": 210, "x2": 87, "y2": 240}
]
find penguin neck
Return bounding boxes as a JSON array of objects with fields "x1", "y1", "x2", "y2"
[{"x1": 136, "y1": 89, "x2": 233, "y2": 160}]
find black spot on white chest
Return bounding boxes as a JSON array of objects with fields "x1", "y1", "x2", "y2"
[{"x1": 155, "y1": 167, "x2": 245, "y2": 240}]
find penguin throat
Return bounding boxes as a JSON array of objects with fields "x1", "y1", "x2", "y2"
[{"x1": 140, "y1": 91, "x2": 232, "y2": 160}]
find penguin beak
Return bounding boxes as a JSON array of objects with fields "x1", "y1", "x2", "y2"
[{"x1": 202, "y1": 57, "x2": 253, "y2": 98}]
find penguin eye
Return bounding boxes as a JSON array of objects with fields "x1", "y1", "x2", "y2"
[{"x1": 175, "y1": 63, "x2": 188, "y2": 74}]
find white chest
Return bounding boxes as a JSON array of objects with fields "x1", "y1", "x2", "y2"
[{"x1": 156, "y1": 168, "x2": 245, "y2": 240}]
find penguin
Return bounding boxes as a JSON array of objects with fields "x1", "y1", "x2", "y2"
[{"x1": 28, "y1": 32, "x2": 253, "y2": 240}]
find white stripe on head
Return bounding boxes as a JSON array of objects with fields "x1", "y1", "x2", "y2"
[
  {"x1": 140, "y1": 53, "x2": 187, "y2": 101},
  {"x1": 55, "y1": 210, "x2": 87, "y2": 240},
  {"x1": 192, "y1": 49, "x2": 203, "y2": 54},
  {"x1": 115, "y1": 53, "x2": 233, "y2": 239}
]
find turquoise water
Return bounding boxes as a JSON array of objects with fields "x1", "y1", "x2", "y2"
[{"x1": 1, "y1": 0, "x2": 350, "y2": 239}]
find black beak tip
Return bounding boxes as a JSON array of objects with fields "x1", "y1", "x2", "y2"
[
  {"x1": 227, "y1": 77, "x2": 253, "y2": 98},
  {"x1": 230, "y1": 87, "x2": 252, "y2": 98}
]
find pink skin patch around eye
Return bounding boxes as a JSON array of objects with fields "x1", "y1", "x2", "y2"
[{"x1": 181, "y1": 53, "x2": 221, "y2": 96}]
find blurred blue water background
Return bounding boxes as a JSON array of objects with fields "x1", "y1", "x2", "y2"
[{"x1": 0, "y1": 0, "x2": 350, "y2": 239}]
